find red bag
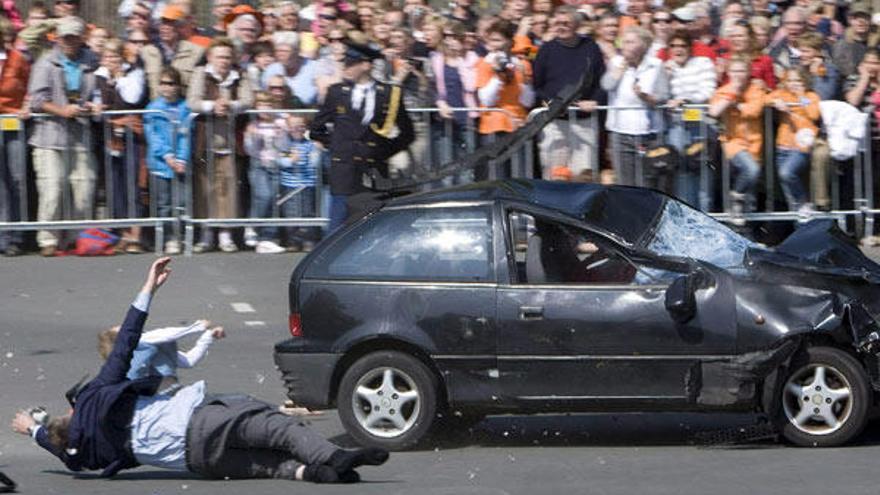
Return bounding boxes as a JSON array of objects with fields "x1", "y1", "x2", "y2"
[{"x1": 73, "y1": 229, "x2": 119, "y2": 256}]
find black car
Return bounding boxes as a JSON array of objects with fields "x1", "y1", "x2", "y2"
[{"x1": 274, "y1": 179, "x2": 880, "y2": 450}]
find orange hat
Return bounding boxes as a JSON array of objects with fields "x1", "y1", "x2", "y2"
[
  {"x1": 223, "y1": 4, "x2": 265, "y2": 29},
  {"x1": 160, "y1": 5, "x2": 187, "y2": 22}
]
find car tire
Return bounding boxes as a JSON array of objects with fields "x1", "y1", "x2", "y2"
[
  {"x1": 337, "y1": 351, "x2": 439, "y2": 450},
  {"x1": 774, "y1": 346, "x2": 870, "y2": 447}
]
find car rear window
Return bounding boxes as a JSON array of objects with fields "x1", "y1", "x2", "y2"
[{"x1": 306, "y1": 207, "x2": 494, "y2": 282}]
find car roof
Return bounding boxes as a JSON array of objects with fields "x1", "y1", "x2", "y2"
[{"x1": 388, "y1": 179, "x2": 668, "y2": 245}]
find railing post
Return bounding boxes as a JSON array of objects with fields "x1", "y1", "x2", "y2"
[{"x1": 764, "y1": 106, "x2": 775, "y2": 212}]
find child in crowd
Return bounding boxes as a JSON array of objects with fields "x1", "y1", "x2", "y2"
[
  {"x1": 145, "y1": 67, "x2": 191, "y2": 255},
  {"x1": 98, "y1": 320, "x2": 225, "y2": 383},
  {"x1": 768, "y1": 67, "x2": 821, "y2": 216},
  {"x1": 243, "y1": 91, "x2": 289, "y2": 254},
  {"x1": 279, "y1": 113, "x2": 322, "y2": 251},
  {"x1": 248, "y1": 40, "x2": 277, "y2": 90}
]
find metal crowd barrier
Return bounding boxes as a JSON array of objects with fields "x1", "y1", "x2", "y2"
[
  {"x1": 0, "y1": 109, "x2": 174, "y2": 254},
  {"x1": 1, "y1": 103, "x2": 877, "y2": 256},
  {"x1": 525, "y1": 103, "x2": 869, "y2": 228}
]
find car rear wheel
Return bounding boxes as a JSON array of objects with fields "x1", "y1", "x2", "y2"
[
  {"x1": 775, "y1": 346, "x2": 870, "y2": 447},
  {"x1": 337, "y1": 351, "x2": 438, "y2": 450}
]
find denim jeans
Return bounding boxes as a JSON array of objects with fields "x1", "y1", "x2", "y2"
[
  {"x1": 667, "y1": 121, "x2": 713, "y2": 210},
  {"x1": 0, "y1": 130, "x2": 25, "y2": 249},
  {"x1": 109, "y1": 147, "x2": 142, "y2": 219},
  {"x1": 431, "y1": 119, "x2": 473, "y2": 186},
  {"x1": 280, "y1": 186, "x2": 319, "y2": 243},
  {"x1": 328, "y1": 194, "x2": 348, "y2": 233},
  {"x1": 248, "y1": 165, "x2": 279, "y2": 241},
  {"x1": 730, "y1": 151, "x2": 761, "y2": 196},
  {"x1": 775, "y1": 148, "x2": 810, "y2": 209},
  {"x1": 152, "y1": 174, "x2": 184, "y2": 242}
]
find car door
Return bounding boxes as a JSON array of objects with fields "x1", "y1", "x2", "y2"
[{"x1": 496, "y1": 208, "x2": 737, "y2": 406}]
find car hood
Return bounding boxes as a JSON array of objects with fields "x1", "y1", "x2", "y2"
[{"x1": 742, "y1": 220, "x2": 880, "y2": 319}]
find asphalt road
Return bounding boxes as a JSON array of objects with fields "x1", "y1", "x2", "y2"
[{"x1": 4, "y1": 252, "x2": 880, "y2": 495}]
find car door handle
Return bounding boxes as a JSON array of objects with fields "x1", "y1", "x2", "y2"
[{"x1": 519, "y1": 306, "x2": 544, "y2": 320}]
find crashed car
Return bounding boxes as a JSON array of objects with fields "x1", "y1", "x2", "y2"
[{"x1": 274, "y1": 179, "x2": 880, "y2": 449}]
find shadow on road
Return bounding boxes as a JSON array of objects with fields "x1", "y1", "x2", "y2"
[{"x1": 330, "y1": 411, "x2": 880, "y2": 450}]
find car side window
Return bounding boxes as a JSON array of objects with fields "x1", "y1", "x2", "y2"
[
  {"x1": 510, "y1": 212, "x2": 676, "y2": 286},
  {"x1": 309, "y1": 207, "x2": 494, "y2": 282}
]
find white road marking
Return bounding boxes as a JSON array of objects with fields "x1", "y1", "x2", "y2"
[
  {"x1": 218, "y1": 286, "x2": 239, "y2": 296},
  {"x1": 244, "y1": 321, "x2": 266, "y2": 327},
  {"x1": 231, "y1": 302, "x2": 256, "y2": 313}
]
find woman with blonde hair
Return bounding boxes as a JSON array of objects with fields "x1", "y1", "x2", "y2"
[{"x1": 718, "y1": 19, "x2": 776, "y2": 89}]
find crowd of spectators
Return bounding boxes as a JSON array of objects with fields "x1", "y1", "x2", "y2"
[{"x1": 0, "y1": 0, "x2": 879, "y2": 256}]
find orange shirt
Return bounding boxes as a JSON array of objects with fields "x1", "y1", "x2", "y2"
[
  {"x1": 767, "y1": 88, "x2": 820, "y2": 152},
  {"x1": 476, "y1": 57, "x2": 532, "y2": 134},
  {"x1": 188, "y1": 35, "x2": 212, "y2": 49},
  {"x1": 512, "y1": 34, "x2": 537, "y2": 59},
  {"x1": 710, "y1": 82, "x2": 767, "y2": 161}
]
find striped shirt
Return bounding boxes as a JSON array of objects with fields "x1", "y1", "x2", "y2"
[
  {"x1": 281, "y1": 138, "x2": 317, "y2": 187},
  {"x1": 667, "y1": 56, "x2": 717, "y2": 104}
]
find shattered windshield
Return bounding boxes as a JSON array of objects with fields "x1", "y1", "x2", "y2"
[{"x1": 645, "y1": 200, "x2": 758, "y2": 268}]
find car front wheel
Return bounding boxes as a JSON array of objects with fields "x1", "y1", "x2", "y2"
[
  {"x1": 776, "y1": 346, "x2": 870, "y2": 447},
  {"x1": 337, "y1": 351, "x2": 438, "y2": 450}
]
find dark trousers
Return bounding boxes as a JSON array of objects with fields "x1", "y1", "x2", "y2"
[
  {"x1": 0, "y1": 130, "x2": 25, "y2": 249},
  {"x1": 186, "y1": 394, "x2": 338, "y2": 480}
]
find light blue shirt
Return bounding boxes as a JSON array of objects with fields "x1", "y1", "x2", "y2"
[
  {"x1": 129, "y1": 380, "x2": 206, "y2": 471},
  {"x1": 263, "y1": 59, "x2": 318, "y2": 106},
  {"x1": 59, "y1": 53, "x2": 83, "y2": 94}
]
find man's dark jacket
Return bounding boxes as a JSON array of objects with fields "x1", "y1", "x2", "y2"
[
  {"x1": 310, "y1": 80, "x2": 415, "y2": 196},
  {"x1": 36, "y1": 306, "x2": 161, "y2": 477}
]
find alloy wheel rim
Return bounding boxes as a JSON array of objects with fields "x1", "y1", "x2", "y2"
[
  {"x1": 351, "y1": 367, "x2": 421, "y2": 438},
  {"x1": 782, "y1": 363, "x2": 853, "y2": 436}
]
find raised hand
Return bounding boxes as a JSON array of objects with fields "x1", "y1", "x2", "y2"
[{"x1": 142, "y1": 257, "x2": 172, "y2": 295}]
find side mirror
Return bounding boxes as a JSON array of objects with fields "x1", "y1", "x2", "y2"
[{"x1": 665, "y1": 274, "x2": 697, "y2": 324}]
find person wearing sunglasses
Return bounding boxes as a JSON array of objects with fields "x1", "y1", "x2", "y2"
[
  {"x1": 664, "y1": 29, "x2": 717, "y2": 210},
  {"x1": 144, "y1": 67, "x2": 191, "y2": 255},
  {"x1": 648, "y1": 8, "x2": 674, "y2": 58}
]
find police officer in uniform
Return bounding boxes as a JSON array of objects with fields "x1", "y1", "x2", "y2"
[{"x1": 310, "y1": 32, "x2": 415, "y2": 230}]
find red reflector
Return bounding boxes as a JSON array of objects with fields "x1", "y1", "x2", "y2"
[{"x1": 289, "y1": 313, "x2": 302, "y2": 338}]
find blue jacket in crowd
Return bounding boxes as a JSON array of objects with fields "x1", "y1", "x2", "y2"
[{"x1": 144, "y1": 97, "x2": 192, "y2": 180}]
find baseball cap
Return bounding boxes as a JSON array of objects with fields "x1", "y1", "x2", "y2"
[
  {"x1": 160, "y1": 5, "x2": 187, "y2": 21},
  {"x1": 849, "y1": 1, "x2": 872, "y2": 17},
  {"x1": 671, "y1": 6, "x2": 696, "y2": 22},
  {"x1": 56, "y1": 16, "x2": 86, "y2": 37}
]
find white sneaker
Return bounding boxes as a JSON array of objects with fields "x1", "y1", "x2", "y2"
[
  {"x1": 219, "y1": 240, "x2": 239, "y2": 253},
  {"x1": 218, "y1": 230, "x2": 238, "y2": 253},
  {"x1": 244, "y1": 227, "x2": 258, "y2": 248},
  {"x1": 729, "y1": 192, "x2": 746, "y2": 227},
  {"x1": 164, "y1": 240, "x2": 181, "y2": 255},
  {"x1": 256, "y1": 240, "x2": 286, "y2": 254},
  {"x1": 797, "y1": 203, "x2": 815, "y2": 224}
]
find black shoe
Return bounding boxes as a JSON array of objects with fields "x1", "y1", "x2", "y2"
[
  {"x1": 327, "y1": 448, "x2": 389, "y2": 474},
  {"x1": 3, "y1": 245, "x2": 21, "y2": 257}
]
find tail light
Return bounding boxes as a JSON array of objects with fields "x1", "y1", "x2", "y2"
[{"x1": 289, "y1": 312, "x2": 303, "y2": 338}]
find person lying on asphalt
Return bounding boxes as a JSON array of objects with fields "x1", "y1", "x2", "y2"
[{"x1": 10, "y1": 257, "x2": 389, "y2": 483}]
